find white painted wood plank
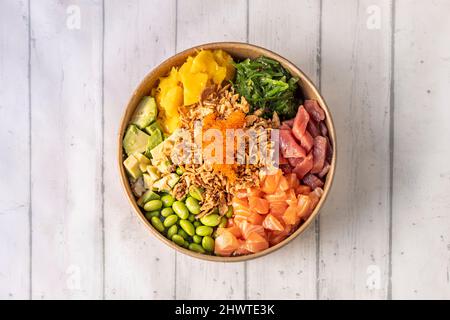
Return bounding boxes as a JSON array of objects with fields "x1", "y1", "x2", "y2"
[
  {"x1": 246, "y1": 0, "x2": 320, "y2": 300},
  {"x1": 175, "y1": 0, "x2": 247, "y2": 300},
  {"x1": 0, "y1": 0, "x2": 30, "y2": 300},
  {"x1": 319, "y1": 0, "x2": 391, "y2": 299},
  {"x1": 103, "y1": 0, "x2": 176, "y2": 299},
  {"x1": 392, "y1": 0, "x2": 450, "y2": 299},
  {"x1": 30, "y1": 0, "x2": 103, "y2": 299}
]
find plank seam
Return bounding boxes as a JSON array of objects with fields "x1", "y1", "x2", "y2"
[
  {"x1": 315, "y1": 0, "x2": 323, "y2": 301},
  {"x1": 27, "y1": 0, "x2": 32, "y2": 300},
  {"x1": 174, "y1": 0, "x2": 178, "y2": 301},
  {"x1": 101, "y1": 0, "x2": 106, "y2": 301},
  {"x1": 388, "y1": 0, "x2": 396, "y2": 301}
]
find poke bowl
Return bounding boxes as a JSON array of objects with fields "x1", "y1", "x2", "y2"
[{"x1": 118, "y1": 42, "x2": 336, "y2": 262}]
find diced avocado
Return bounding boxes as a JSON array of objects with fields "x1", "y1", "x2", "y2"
[
  {"x1": 143, "y1": 171, "x2": 159, "y2": 189},
  {"x1": 167, "y1": 173, "x2": 180, "y2": 188},
  {"x1": 152, "y1": 158, "x2": 173, "y2": 175},
  {"x1": 152, "y1": 176, "x2": 172, "y2": 193},
  {"x1": 144, "y1": 121, "x2": 164, "y2": 136},
  {"x1": 123, "y1": 125, "x2": 150, "y2": 156},
  {"x1": 133, "y1": 152, "x2": 151, "y2": 172},
  {"x1": 123, "y1": 154, "x2": 142, "y2": 180},
  {"x1": 131, "y1": 96, "x2": 157, "y2": 129},
  {"x1": 144, "y1": 129, "x2": 163, "y2": 158},
  {"x1": 141, "y1": 190, "x2": 160, "y2": 204},
  {"x1": 146, "y1": 165, "x2": 160, "y2": 181}
]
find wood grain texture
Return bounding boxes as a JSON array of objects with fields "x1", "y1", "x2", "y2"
[
  {"x1": 319, "y1": 0, "x2": 391, "y2": 299},
  {"x1": 246, "y1": 0, "x2": 320, "y2": 300},
  {"x1": 392, "y1": 0, "x2": 450, "y2": 299},
  {"x1": 103, "y1": 0, "x2": 176, "y2": 299},
  {"x1": 174, "y1": 0, "x2": 247, "y2": 300},
  {"x1": 0, "y1": 0, "x2": 30, "y2": 300},
  {"x1": 30, "y1": 0, "x2": 103, "y2": 299}
]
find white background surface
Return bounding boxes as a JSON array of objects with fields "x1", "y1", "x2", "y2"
[{"x1": 1, "y1": 0, "x2": 449, "y2": 300}]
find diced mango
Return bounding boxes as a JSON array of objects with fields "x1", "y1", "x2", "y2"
[
  {"x1": 181, "y1": 72, "x2": 208, "y2": 106},
  {"x1": 160, "y1": 86, "x2": 183, "y2": 117}
]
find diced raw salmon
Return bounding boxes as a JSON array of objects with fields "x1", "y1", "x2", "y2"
[
  {"x1": 245, "y1": 232, "x2": 269, "y2": 253},
  {"x1": 269, "y1": 201, "x2": 289, "y2": 217},
  {"x1": 286, "y1": 173, "x2": 300, "y2": 189},
  {"x1": 282, "y1": 205, "x2": 298, "y2": 225},
  {"x1": 248, "y1": 212, "x2": 265, "y2": 225},
  {"x1": 247, "y1": 187, "x2": 263, "y2": 197},
  {"x1": 285, "y1": 189, "x2": 297, "y2": 206},
  {"x1": 276, "y1": 176, "x2": 290, "y2": 192},
  {"x1": 248, "y1": 196, "x2": 269, "y2": 214},
  {"x1": 234, "y1": 239, "x2": 251, "y2": 256},
  {"x1": 295, "y1": 185, "x2": 311, "y2": 195},
  {"x1": 262, "y1": 214, "x2": 284, "y2": 231},
  {"x1": 214, "y1": 231, "x2": 240, "y2": 256},
  {"x1": 232, "y1": 197, "x2": 251, "y2": 217},
  {"x1": 261, "y1": 170, "x2": 282, "y2": 194},
  {"x1": 297, "y1": 194, "x2": 312, "y2": 219},
  {"x1": 268, "y1": 225, "x2": 292, "y2": 246},
  {"x1": 264, "y1": 190, "x2": 287, "y2": 202},
  {"x1": 216, "y1": 226, "x2": 242, "y2": 238},
  {"x1": 237, "y1": 220, "x2": 266, "y2": 240}
]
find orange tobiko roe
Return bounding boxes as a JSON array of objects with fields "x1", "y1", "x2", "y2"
[{"x1": 202, "y1": 110, "x2": 246, "y2": 183}]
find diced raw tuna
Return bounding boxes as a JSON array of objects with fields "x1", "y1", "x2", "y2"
[
  {"x1": 325, "y1": 136, "x2": 333, "y2": 163},
  {"x1": 318, "y1": 161, "x2": 330, "y2": 178},
  {"x1": 311, "y1": 136, "x2": 327, "y2": 174},
  {"x1": 300, "y1": 130, "x2": 314, "y2": 152},
  {"x1": 302, "y1": 173, "x2": 324, "y2": 189},
  {"x1": 279, "y1": 153, "x2": 288, "y2": 165},
  {"x1": 288, "y1": 157, "x2": 302, "y2": 167},
  {"x1": 280, "y1": 129, "x2": 306, "y2": 158},
  {"x1": 304, "y1": 100, "x2": 325, "y2": 122},
  {"x1": 292, "y1": 106, "x2": 309, "y2": 140},
  {"x1": 282, "y1": 119, "x2": 294, "y2": 128},
  {"x1": 307, "y1": 119, "x2": 321, "y2": 138},
  {"x1": 280, "y1": 164, "x2": 292, "y2": 174},
  {"x1": 319, "y1": 121, "x2": 328, "y2": 136},
  {"x1": 292, "y1": 152, "x2": 313, "y2": 179}
]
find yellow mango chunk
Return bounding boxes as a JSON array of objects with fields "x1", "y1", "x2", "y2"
[
  {"x1": 160, "y1": 86, "x2": 183, "y2": 117},
  {"x1": 164, "y1": 115, "x2": 180, "y2": 134},
  {"x1": 181, "y1": 72, "x2": 208, "y2": 106}
]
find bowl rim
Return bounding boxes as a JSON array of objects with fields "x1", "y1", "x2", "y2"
[{"x1": 118, "y1": 41, "x2": 337, "y2": 262}]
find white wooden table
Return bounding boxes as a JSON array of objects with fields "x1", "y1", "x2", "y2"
[{"x1": 1, "y1": 0, "x2": 449, "y2": 300}]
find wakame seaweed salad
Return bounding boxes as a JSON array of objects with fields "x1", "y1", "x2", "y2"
[{"x1": 233, "y1": 56, "x2": 301, "y2": 120}]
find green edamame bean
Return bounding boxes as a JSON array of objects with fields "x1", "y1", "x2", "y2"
[
  {"x1": 161, "y1": 207, "x2": 174, "y2": 217},
  {"x1": 188, "y1": 185, "x2": 204, "y2": 201},
  {"x1": 193, "y1": 221, "x2": 201, "y2": 228},
  {"x1": 182, "y1": 241, "x2": 189, "y2": 249},
  {"x1": 173, "y1": 201, "x2": 189, "y2": 219},
  {"x1": 193, "y1": 235, "x2": 202, "y2": 244},
  {"x1": 179, "y1": 219, "x2": 195, "y2": 237},
  {"x1": 188, "y1": 214, "x2": 196, "y2": 222},
  {"x1": 200, "y1": 214, "x2": 221, "y2": 227},
  {"x1": 163, "y1": 214, "x2": 178, "y2": 228},
  {"x1": 189, "y1": 243, "x2": 206, "y2": 254},
  {"x1": 172, "y1": 234, "x2": 185, "y2": 246},
  {"x1": 161, "y1": 194, "x2": 175, "y2": 207},
  {"x1": 196, "y1": 225, "x2": 213, "y2": 237},
  {"x1": 150, "y1": 216, "x2": 164, "y2": 232},
  {"x1": 218, "y1": 217, "x2": 228, "y2": 228},
  {"x1": 167, "y1": 225, "x2": 178, "y2": 239},
  {"x1": 226, "y1": 206, "x2": 233, "y2": 218},
  {"x1": 202, "y1": 236, "x2": 215, "y2": 252},
  {"x1": 144, "y1": 199, "x2": 163, "y2": 212},
  {"x1": 176, "y1": 167, "x2": 184, "y2": 175},
  {"x1": 178, "y1": 229, "x2": 189, "y2": 240},
  {"x1": 185, "y1": 197, "x2": 201, "y2": 215},
  {"x1": 145, "y1": 211, "x2": 160, "y2": 220}
]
